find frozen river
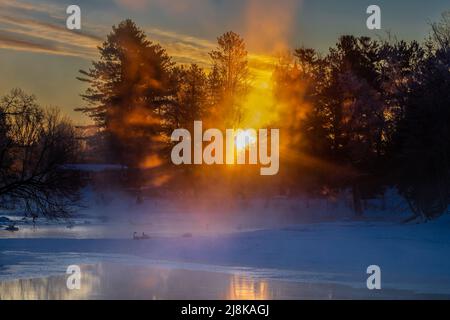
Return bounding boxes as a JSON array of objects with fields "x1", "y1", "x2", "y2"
[
  {"x1": 2, "y1": 210, "x2": 450, "y2": 299},
  {"x1": 1, "y1": 263, "x2": 447, "y2": 300}
]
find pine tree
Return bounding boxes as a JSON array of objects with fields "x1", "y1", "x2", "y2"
[
  {"x1": 76, "y1": 19, "x2": 175, "y2": 168},
  {"x1": 209, "y1": 31, "x2": 249, "y2": 127},
  {"x1": 170, "y1": 64, "x2": 207, "y2": 130},
  {"x1": 394, "y1": 43, "x2": 450, "y2": 219}
]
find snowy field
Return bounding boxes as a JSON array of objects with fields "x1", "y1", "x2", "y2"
[{"x1": 1, "y1": 191, "x2": 450, "y2": 299}]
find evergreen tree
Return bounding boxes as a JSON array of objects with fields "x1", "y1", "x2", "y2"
[
  {"x1": 209, "y1": 31, "x2": 249, "y2": 127},
  {"x1": 394, "y1": 40, "x2": 450, "y2": 219},
  {"x1": 76, "y1": 19, "x2": 175, "y2": 168},
  {"x1": 167, "y1": 64, "x2": 207, "y2": 130}
]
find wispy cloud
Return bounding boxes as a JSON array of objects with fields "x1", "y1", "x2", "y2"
[
  {"x1": 144, "y1": 27, "x2": 214, "y2": 67},
  {"x1": 0, "y1": 31, "x2": 77, "y2": 56},
  {"x1": 0, "y1": 0, "x2": 216, "y2": 64},
  {"x1": 0, "y1": 0, "x2": 276, "y2": 81},
  {"x1": 0, "y1": 0, "x2": 101, "y2": 58},
  {"x1": 144, "y1": 27, "x2": 276, "y2": 78},
  {"x1": 0, "y1": 0, "x2": 62, "y2": 16},
  {"x1": 0, "y1": 15, "x2": 101, "y2": 58}
]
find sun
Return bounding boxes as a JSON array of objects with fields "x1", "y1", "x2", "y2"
[{"x1": 235, "y1": 129, "x2": 257, "y2": 151}]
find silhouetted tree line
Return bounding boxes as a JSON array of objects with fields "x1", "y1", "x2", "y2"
[
  {"x1": 76, "y1": 20, "x2": 248, "y2": 168},
  {"x1": 273, "y1": 12, "x2": 450, "y2": 219},
  {"x1": 76, "y1": 20, "x2": 250, "y2": 196},
  {"x1": 2, "y1": 15, "x2": 447, "y2": 220},
  {"x1": 75, "y1": 14, "x2": 449, "y2": 220}
]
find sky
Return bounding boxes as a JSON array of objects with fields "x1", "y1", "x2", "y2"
[{"x1": 0, "y1": 0, "x2": 448, "y2": 124}]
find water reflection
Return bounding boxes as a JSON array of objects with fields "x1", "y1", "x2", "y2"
[
  {"x1": 0, "y1": 266, "x2": 100, "y2": 300},
  {"x1": 226, "y1": 276, "x2": 269, "y2": 300},
  {"x1": 1, "y1": 263, "x2": 448, "y2": 300}
]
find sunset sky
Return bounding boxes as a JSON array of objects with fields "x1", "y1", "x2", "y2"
[{"x1": 0, "y1": 0, "x2": 448, "y2": 124}]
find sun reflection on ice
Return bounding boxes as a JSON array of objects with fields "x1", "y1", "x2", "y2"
[{"x1": 226, "y1": 275, "x2": 269, "y2": 300}]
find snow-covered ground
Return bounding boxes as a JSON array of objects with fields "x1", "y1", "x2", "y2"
[{"x1": 1, "y1": 190, "x2": 450, "y2": 299}]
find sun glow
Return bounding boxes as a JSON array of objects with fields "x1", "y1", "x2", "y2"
[{"x1": 235, "y1": 129, "x2": 257, "y2": 151}]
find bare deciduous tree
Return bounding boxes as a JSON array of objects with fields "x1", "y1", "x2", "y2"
[{"x1": 0, "y1": 89, "x2": 82, "y2": 219}]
